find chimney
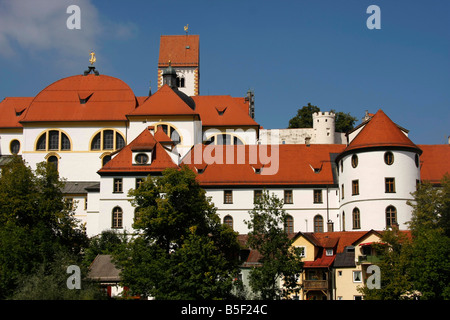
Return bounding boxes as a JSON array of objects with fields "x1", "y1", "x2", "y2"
[
  {"x1": 305, "y1": 137, "x2": 311, "y2": 147},
  {"x1": 327, "y1": 220, "x2": 334, "y2": 232}
]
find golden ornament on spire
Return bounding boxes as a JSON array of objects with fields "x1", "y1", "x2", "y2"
[
  {"x1": 89, "y1": 51, "x2": 96, "y2": 65},
  {"x1": 184, "y1": 24, "x2": 189, "y2": 33}
]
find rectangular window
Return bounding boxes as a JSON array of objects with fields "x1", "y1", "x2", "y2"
[
  {"x1": 326, "y1": 249, "x2": 333, "y2": 256},
  {"x1": 254, "y1": 190, "x2": 262, "y2": 203},
  {"x1": 48, "y1": 131, "x2": 59, "y2": 150},
  {"x1": 313, "y1": 189, "x2": 322, "y2": 203},
  {"x1": 352, "y1": 180, "x2": 359, "y2": 195},
  {"x1": 284, "y1": 190, "x2": 293, "y2": 204},
  {"x1": 113, "y1": 178, "x2": 123, "y2": 193},
  {"x1": 136, "y1": 178, "x2": 144, "y2": 189},
  {"x1": 103, "y1": 130, "x2": 114, "y2": 150},
  {"x1": 297, "y1": 246, "x2": 306, "y2": 258},
  {"x1": 84, "y1": 196, "x2": 88, "y2": 210},
  {"x1": 341, "y1": 184, "x2": 344, "y2": 199},
  {"x1": 385, "y1": 178, "x2": 396, "y2": 193},
  {"x1": 353, "y1": 271, "x2": 362, "y2": 283},
  {"x1": 224, "y1": 190, "x2": 233, "y2": 204}
]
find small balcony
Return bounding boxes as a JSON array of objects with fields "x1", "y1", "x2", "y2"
[
  {"x1": 303, "y1": 280, "x2": 329, "y2": 290},
  {"x1": 358, "y1": 255, "x2": 381, "y2": 264}
]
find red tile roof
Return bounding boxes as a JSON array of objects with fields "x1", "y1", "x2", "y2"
[
  {"x1": 182, "y1": 144, "x2": 345, "y2": 186},
  {"x1": 342, "y1": 109, "x2": 422, "y2": 155},
  {"x1": 0, "y1": 97, "x2": 33, "y2": 128},
  {"x1": 158, "y1": 35, "x2": 199, "y2": 67},
  {"x1": 98, "y1": 128, "x2": 178, "y2": 174},
  {"x1": 20, "y1": 74, "x2": 137, "y2": 123},
  {"x1": 417, "y1": 144, "x2": 450, "y2": 184},
  {"x1": 192, "y1": 95, "x2": 258, "y2": 127},
  {"x1": 128, "y1": 84, "x2": 198, "y2": 117}
]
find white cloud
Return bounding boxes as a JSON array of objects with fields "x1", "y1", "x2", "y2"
[{"x1": 0, "y1": 0, "x2": 137, "y2": 67}]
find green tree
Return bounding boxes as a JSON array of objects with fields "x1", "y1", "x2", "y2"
[
  {"x1": 331, "y1": 109, "x2": 358, "y2": 133},
  {"x1": 0, "y1": 156, "x2": 88, "y2": 298},
  {"x1": 288, "y1": 104, "x2": 357, "y2": 132},
  {"x1": 407, "y1": 175, "x2": 450, "y2": 299},
  {"x1": 360, "y1": 175, "x2": 450, "y2": 300},
  {"x1": 245, "y1": 190, "x2": 303, "y2": 299},
  {"x1": 288, "y1": 103, "x2": 320, "y2": 129},
  {"x1": 115, "y1": 166, "x2": 241, "y2": 299}
]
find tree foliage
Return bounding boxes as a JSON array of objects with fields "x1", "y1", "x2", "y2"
[
  {"x1": 245, "y1": 190, "x2": 303, "y2": 299},
  {"x1": 360, "y1": 175, "x2": 450, "y2": 300},
  {"x1": 115, "y1": 166, "x2": 241, "y2": 299},
  {"x1": 0, "y1": 156, "x2": 89, "y2": 299}
]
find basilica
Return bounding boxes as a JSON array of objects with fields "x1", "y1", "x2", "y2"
[{"x1": 0, "y1": 34, "x2": 448, "y2": 239}]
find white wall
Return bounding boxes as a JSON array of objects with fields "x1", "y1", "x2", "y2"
[{"x1": 338, "y1": 150, "x2": 420, "y2": 231}]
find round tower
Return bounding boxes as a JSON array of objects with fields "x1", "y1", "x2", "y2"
[
  {"x1": 336, "y1": 110, "x2": 422, "y2": 232},
  {"x1": 312, "y1": 111, "x2": 336, "y2": 144}
]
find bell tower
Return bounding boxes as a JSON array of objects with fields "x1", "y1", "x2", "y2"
[{"x1": 157, "y1": 34, "x2": 200, "y2": 96}]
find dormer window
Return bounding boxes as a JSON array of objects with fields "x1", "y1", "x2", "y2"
[
  {"x1": 325, "y1": 249, "x2": 333, "y2": 256},
  {"x1": 132, "y1": 151, "x2": 152, "y2": 165},
  {"x1": 135, "y1": 153, "x2": 149, "y2": 165}
]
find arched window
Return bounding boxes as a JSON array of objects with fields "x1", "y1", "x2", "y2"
[
  {"x1": 384, "y1": 151, "x2": 394, "y2": 165},
  {"x1": 351, "y1": 154, "x2": 358, "y2": 168},
  {"x1": 47, "y1": 155, "x2": 58, "y2": 171},
  {"x1": 112, "y1": 207, "x2": 123, "y2": 229},
  {"x1": 314, "y1": 215, "x2": 323, "y2": 233},
  {"x1": 284, "y1": 215, "x2": 294, "y2": 234},
  {"x1": 352, "y1": 207, "x2": 361, "y2": 229},
  {"x1": 176, "y1": 75, "x2": 185, "y2": 88},
  {"x1": 10, "y1": 140, "x2": 20, "y2": 154},
  {"x1": 35, "y1": 130, "x2": 71, "y2": 151},
  {"x1": 90, "y1": 129, "x2": 126, "y2": 151},
  {"x1": 386, "y1": 206, "x2": 397, "y2": 228},
  {"x1": 203, "y1": 134, "x2": 244, "y2": 145},
  {"x1": 223, "y1": 215, "x2": 233, "y2": 229}
]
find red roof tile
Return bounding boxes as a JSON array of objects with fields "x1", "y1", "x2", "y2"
[
  {"x1": 98, "y1": 128, "x2": 178, "y2": 174},
  {"x1": 158, "y1": 35, "x2": 199, "y2": 67},
  {"x1": 343, "y1": 109, "x2": 422, "y2": 155},
  {"x1": 417, "y1": 144, "x2": 450, "y2": 184},
  {"x1": 0, "y1": 97, "x2": 32, "y2": 128},
  {"x1": 182, "y1": 144, "x2": 345, "y2": 186},
  {"x1": 20, "y1": 74, "x2": 137, "y2": 122},
  {"x1": 128, "y1": 84, "x2": 198, "y2": 117},
  {"x1": 192, "y1": 95, "x2": 258, "y2": 127}
]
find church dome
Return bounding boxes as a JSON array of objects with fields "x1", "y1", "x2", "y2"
[{"x1": 21, "y1": 73, "x2": 137, "y2": 122}]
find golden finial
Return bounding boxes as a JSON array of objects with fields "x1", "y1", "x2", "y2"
[
  {"x1": 89, "y1": 51, "x2": 96, "y2": 65},
  {"x1": 184, "y1": 24, "x2": 189, "y2": 34}
]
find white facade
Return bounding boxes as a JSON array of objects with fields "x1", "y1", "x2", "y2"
[{"x1": 337, "y1": 150, "x2": 420, "y2": 231}]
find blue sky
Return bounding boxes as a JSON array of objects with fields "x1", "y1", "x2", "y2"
[{"x1": 0, "y1": 0, "x2": 448, "y2": 144}]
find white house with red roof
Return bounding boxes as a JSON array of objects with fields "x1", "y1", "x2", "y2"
[{"x1": 0, "y1": 34, "x2": 448, "y2": 238}]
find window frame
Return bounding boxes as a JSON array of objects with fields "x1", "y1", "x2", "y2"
[
  {"x1": 90, "y1": 129, "x2": 126, "y2": 151},
  {"x1": 352, "y1": 207, "x2": 361, "y2": 229},
  {"x1": 254, "y1": 190, "x2": 262, "y2": 203},
  {"x1": 284, "y1": 190, "x2": 293, "y2": 204},
  {"x1": 351, "y1": 154, "x2": 358, "y2": 168},
  {"x1": 112, "y1": 206, "x2": 123, "y2": 229},
  {"x1": 224, "y1": 190, "x2": 233, "y2": 204},
  {"x1": 352, "y1": 180, "x2": 359, "y2": 195},
  {"x1": 314, "y1": 215, "x2": 324, "y2": 233},
  {"x1": 35, "y1": 130, "x2": 72, "y2": 152},
  {"x1": 384, "y1": 151, "x2": 394, "y2": 165},
  {"x1": 385, "y1": 177, "x2": 396, "y2": 193},
  {"x1": 313, "y1": 189, "x2": 323, "y2": 204},
  {"x1": 386, "y1": 205, "x2": 397, "y2": 228},
  {"x1": 113, "y1": 178, "x2": 123, "y2": 193},
  {"x1": 284, "y1": 215, "x2": 294, "y2": 234},
  {"x1": 223, "y1": 215, "x2": 233, "y2": 229}
]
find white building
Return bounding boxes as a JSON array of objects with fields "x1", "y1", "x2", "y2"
[{"x1": 0, "y1": 34, "x2": 448, "y2": 238}]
